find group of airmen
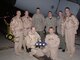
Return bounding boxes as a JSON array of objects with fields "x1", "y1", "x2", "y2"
[{"x1": 10, "y1": 7, "x2": 79, "y2": 60}]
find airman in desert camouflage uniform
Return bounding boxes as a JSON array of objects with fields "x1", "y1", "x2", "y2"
[
  {"x1": 57, "y1": 11, "x2": 66, "y2": 52},
  {"x1": 64, "y1": 7, "x2": 79, "y2": 57},
  {"x1": 43, "y1": 27, "x2": 60, "y2": 60},
  {"x1": 21, "y1": 11, "x2": 32, "y2": 52},
  {"x1": 10, "y1": 11, "x2": 23, "y2": 55},
  {"x1": 32, "y1": 8, "x2": 45, "y2": 41},
  {"x1": 25, "y1": 27, "x2": 44, "y2": 57}
]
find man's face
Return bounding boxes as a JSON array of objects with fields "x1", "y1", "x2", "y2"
[
  {"x1": 49, "y1": 28, "x2": 54, "y2": 34},
  {"x1": 48, "y1": 12, "x2": 52, "y2": 17},
  {"x1": 59, "y1": 12, "x2": 63, "y2": 17},
  {"x1": 16, "y1": 11, "x2": 21, "y2": 16},
  {"x1": 36, "y1": 9, "x2": 40, "y2": 14},
  {"x1": 25, "y1": 11, "x2": 29, "y2": 16},
  {"x1": 32, "y1": 27, "x2": 36, "y2": 32},
  {"x1": 65, "y1": 9, "x2": 71, "y2": 16}
]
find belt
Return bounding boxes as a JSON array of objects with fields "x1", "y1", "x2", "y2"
[
  {"x1": 15, "y1": 41, "x2": 19, "y2": 42},
  {"x1": 24, "y1": 28, "x2": 30, "y2": 29},
  {"x1": 17, "y1": 29, "x2": 23, "y2": 31}
]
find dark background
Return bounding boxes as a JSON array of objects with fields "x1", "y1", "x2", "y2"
[{"x1": 0, "y1": 0, "x2": 33, "y2": 35}]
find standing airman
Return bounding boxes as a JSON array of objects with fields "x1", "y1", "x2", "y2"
[
  {"x1": 64, "y1": 7, "x2": 79, "y2": 57},
  {"x1": 10, "y1": 11, "x2": 23, "y2": 55},
  {"x1": 57, "y1": 11, "x2": 66, "y2": 52},
  {"x1": 45, "y1": 11, "x2": 57, "y2": 34},
  {"x1": 32, "y1": 8, "x2": 45, "y2": 41},
  {"x1": 21, "y1": 11, "x2": 32, "y2": 52}
]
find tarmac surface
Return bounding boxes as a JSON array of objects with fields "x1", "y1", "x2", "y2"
[{"x1": 0, "y1": 33, "x2": 80, "y2": 60}]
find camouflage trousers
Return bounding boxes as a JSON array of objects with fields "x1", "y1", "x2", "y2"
[
  {"x1": 37, "y1": 31, "x2": 45, "y2": 42},
  {"x1": 58, "y1": 34, "x2": 66, "y2": 50}
]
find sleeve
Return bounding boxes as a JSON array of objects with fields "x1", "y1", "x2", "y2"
[
  {"x1": 10, "y1": 19, "x2": 15, "y2": 32},
  {"x1": 45, "y1": 35, "x2": 49, "y2": 43},
  {"x1": 32, "y1": 14, "x2": 35, "y2": 26},
  {"x1": 72, "y1": 15, "x2": 79, "y2": 30},
  {"x1": 54, "y1": 35, "x2": 60, "y2": 47},
  {"x1": 61, "y1": 20, "x2": 65, "y2": 36},
  {"x1": 45, "y1": 18, "x2": 47, "y2": 27},
  {"x1": 55, "y1": 17, "x2": 57, "y2": 27},
  {"x1": 36, "y1": 33, "x2": 41, "y2": 42},
  {"x1": 10, "y1": 19, "x2": 16, "y2": 35},
  {"x1": 41, "y1": 14, "x2": 46, "y2": 27},
  {"x1": 30, "y1": 17, "x2": 32, "y2": 21},
  {"x1": 29, "y1": 17, "x2": 33, "y2": 27}
]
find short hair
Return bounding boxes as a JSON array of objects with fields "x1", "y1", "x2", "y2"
[
  {"x1": 16, "y1": 10, "x2": 20, "y2": 13},
  {"x1": 31, "y1": 26, "x2": 35, "y2": 29},
  {"x1": 59, "y1": 10, "x2": 63, "y2": 13},
  {"x1": 65, "y1": 7, "x2": 70, "y2": 10},
  {"x1": 49, "y1": 27, "x2": 54, "y2": 30},
  {"x1": 48, "y1": 11, "x2": 52, "y2": 13},
  {"x1": 16, "y1": 10, "x2": 21, "y2": 14},
  {"x1": 36, "y1": 7, "x2": 40, "y2": 10}
]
